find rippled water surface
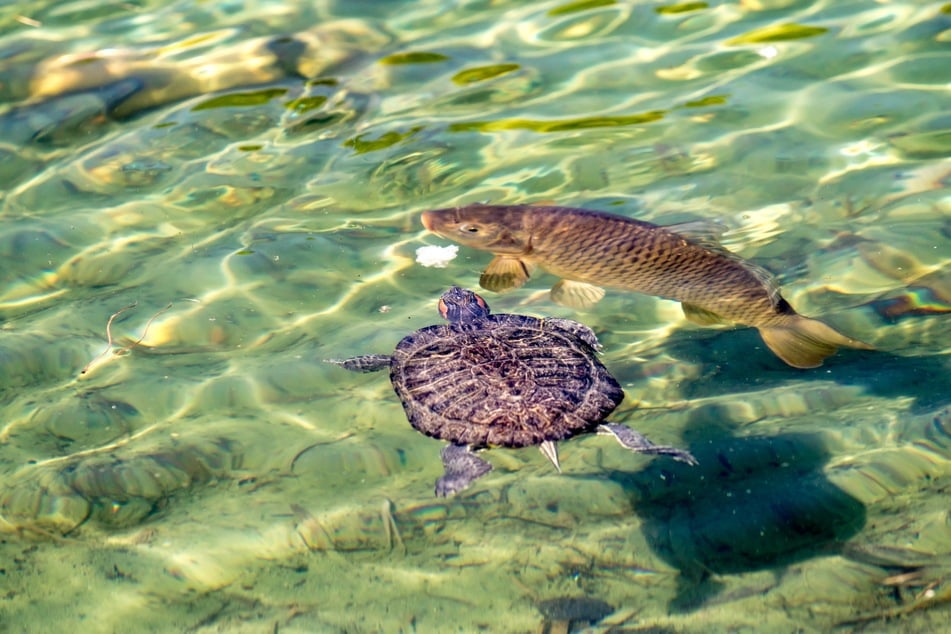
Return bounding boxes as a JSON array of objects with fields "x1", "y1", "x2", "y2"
[{"x1": 1, "y1": 0, "x2": 949, "y2": 631}]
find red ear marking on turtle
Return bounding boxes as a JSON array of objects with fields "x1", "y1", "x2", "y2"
[{"x1": 438, "y1": 297, "x2": 449, "y2": 319}]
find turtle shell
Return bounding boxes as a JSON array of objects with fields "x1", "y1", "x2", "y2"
[{"x1": 388, "y1": 314, "x2": 623, "y2": 448}]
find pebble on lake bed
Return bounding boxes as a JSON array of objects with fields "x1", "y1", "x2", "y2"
[{"x1": 415, "y1": 244, "x2": 458, "y2": 268}]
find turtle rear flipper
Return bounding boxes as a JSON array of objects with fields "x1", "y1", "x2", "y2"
[
  {"x1": 325, "y1": 354, "x2": 391, "y2": 373},
  {"x1": 436, "y1": 444, "x2": 492, "y2": 497},
  {"x1": 598, "y1": 423, "x2": 697, "y2": 466}
]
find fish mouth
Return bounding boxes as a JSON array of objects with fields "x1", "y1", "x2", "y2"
[{"x1": 420, "y1": 210, "x2": 435, "y2": 231}]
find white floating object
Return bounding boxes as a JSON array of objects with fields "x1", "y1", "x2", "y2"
[
  {"x1": 757, "y1": 45, "x2": 779, "y2": 59},
  {"x1": 415, "y1": 244, "x2": 458, "y2": 268}
]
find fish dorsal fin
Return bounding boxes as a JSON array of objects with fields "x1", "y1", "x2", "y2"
[
  {"x1": 682, "y1": 302, "x2": 729, "y2": 326},
  {"x1": 665, "y1": 219, "x2": 728, "y2": 250},
  {"x1": 551, "y1": 279, "x2": 606, "y2": 309},
  {"x1": 480, "y1": 256, "x2": 532, "y2": 292},
  {"x1": 745, "y1": 260, "x2": 783, "y2": 307},
  {"x1": 668, "y1": 219, "x2": 785, "y2": 309}
]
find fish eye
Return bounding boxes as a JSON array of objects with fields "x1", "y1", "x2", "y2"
[{"x1": 460, "y1": 223, "x2": 481, "y2": 233}]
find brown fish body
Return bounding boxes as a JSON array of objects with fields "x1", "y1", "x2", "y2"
[
  {"x1": 421, "y1": 204, "x2": 872, "y2": 368},
  {"x1": 512, "y1": 207, "x2": 788, "y2": 326}
]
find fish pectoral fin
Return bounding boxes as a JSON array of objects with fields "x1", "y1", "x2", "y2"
[
  {"x1": 682, "y1": 302, "x2": 729, "y2": 326},
  {"x1": 550, "y1": 279, "x2": 605, "y2": 309},
  {"x1": 759, "y1": 316, "x2": 871, "y2": 369},
  {"x1": 480, "y1": 256, "x2": 531, "y2": 292}
]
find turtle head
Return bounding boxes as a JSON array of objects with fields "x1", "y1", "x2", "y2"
[{"x1": 438, "y1": 286, "x2": 490, "y2": 322}]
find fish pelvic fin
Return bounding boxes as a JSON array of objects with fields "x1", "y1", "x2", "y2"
[
  {"x1": 759, "y1": 316, "x2": 873, "y2": 369},
  {"x1": 551, "y1": 279, "x2": 605, "y2": 309},
  {"x1": 480, "y1": 256, "x2": 531, "y2": 292}
]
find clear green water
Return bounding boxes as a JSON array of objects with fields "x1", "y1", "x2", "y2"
[{"x1": 1, "y1": 0, "x2": 949, "y2": 631}]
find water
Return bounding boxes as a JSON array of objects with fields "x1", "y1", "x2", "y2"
[{"x1": 1, "y1": 0, "x2": 949, "y2": 631}]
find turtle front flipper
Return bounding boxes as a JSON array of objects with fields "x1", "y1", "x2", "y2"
[
  {"x1": 325, "y1": 354, "x2": 391, "y2": 373},
  {"x1": 436, "y1": 444, "x2": 493, "y2": 497},
  {"x1": 598, "y1": 423, "x2": 698, "y2": 466}
]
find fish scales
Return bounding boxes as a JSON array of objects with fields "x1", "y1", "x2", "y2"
[
  {"x1": 421, "y1": 204, "x2": 873, "y2": 368},
  {"x1": 533, "y1": 210, "x2": 776, "y2": 322}
]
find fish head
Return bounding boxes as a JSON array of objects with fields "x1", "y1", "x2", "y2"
[{"x1": 421, "y1": 204, "x2": 532, "y2": 255}]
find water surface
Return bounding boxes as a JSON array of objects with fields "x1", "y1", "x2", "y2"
[{"x1": 1, "y1": 0, "x2": 949, "y2": 631}]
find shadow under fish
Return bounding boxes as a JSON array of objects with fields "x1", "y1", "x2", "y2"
[
  {"x1": 660, "y1": 326, "x2": 951, "y2": 412},
  {"x1": 421, "y1": 204, "x2": 873, "y2": 369}
]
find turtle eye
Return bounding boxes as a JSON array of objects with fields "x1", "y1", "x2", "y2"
[{"x1": 460, "y1": 223, "x2": 481, "y2": 233}]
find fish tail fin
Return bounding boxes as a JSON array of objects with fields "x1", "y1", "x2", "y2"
[{"x1": 759, "y1": 316, "x2": 873, "y2": 369}]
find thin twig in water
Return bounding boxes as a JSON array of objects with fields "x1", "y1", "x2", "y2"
[
  {"x1": 80, "y1": 302, "x2": 138, "y2": 374},
  {"x1": 116, "y1": 302, "x2": 172, "y2": 355},
  {"x1": 381, "y1": 498, "x2": 405, "y2": 555},
  {"x1": 80, "y1": 302, "x2": 172, "y2": 375}
]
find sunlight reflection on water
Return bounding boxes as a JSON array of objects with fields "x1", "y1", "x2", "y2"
[{"x1": 0, "y1": 0, "x2": 949, "y2": 631}]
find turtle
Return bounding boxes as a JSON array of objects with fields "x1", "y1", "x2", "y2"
[{"x1": 328, "y1": 286, "x2": 696, "y2": 496}]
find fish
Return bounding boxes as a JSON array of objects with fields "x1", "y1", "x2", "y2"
[{"x1": 420, "y1": 203, "x2": 872, "y2": 369}]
